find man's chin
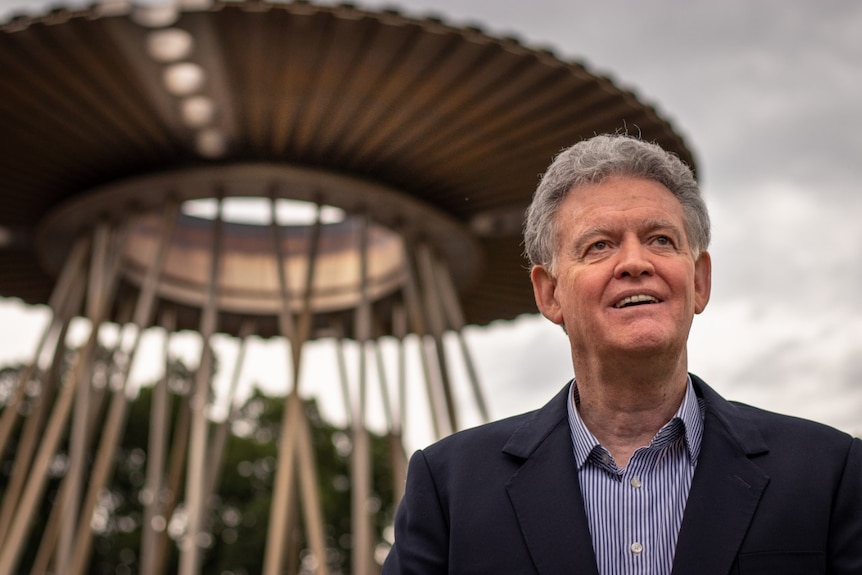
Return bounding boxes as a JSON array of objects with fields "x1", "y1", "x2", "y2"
[{"x1": 609, "y1": 331, "x2": 681, "y2": 357}]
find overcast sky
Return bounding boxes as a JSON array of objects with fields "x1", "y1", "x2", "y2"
[{"x1": 2, "y1": 0, "x2": 861, "y2": 446}]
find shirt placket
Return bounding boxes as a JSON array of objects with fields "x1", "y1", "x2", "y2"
[{"x1": 623, "y1": 448, "x2": 657, "y2": 575}]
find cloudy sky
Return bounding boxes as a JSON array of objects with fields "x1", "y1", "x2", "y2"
[{"x1": 1, "y1": 0, "x2": 861, "y2": 447}]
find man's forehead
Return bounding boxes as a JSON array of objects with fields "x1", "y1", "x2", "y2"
[
  {"x1": 562, "y1": 179, "x2": 684, "y2": 216},
  {"x1": 558, "y1": 179, "x2": 690, "y2": 246},
  {"x1": 565, "y1": 175, "x2": 675, "y2": 196}
]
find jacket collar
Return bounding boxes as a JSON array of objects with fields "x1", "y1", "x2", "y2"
[
  {"x1": 502, "y1": 383, "x2": 600, "y2": 575},
  {"x1": 672, "y1": 374, "x2": 770, "y2": 575},
  {"x1": 502, "y1": 382, "x2": 572, "y2": 459}
]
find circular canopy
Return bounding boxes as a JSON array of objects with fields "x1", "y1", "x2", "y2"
[{"x1": 0, "y1": 0, "x2": 696, "y2": 334}]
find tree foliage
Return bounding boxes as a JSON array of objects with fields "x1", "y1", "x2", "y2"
[{"x1": 0, "y1": 354, "x2": 397, "y2": 574}]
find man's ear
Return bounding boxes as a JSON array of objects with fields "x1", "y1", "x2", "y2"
[
  {"x1": 694, "y1": 251, "x2": 711, "y2": 314},
  {"x1": 531, "y1": 265, "x2": 564, "y2": 325}
]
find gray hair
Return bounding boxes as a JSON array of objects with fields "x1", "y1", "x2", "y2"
[{"x1": 523, "y1": 134, "x2": 710, "y2": 272}]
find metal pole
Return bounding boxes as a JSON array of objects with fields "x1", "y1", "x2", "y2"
[
  {"x1": 264, "y1": 193, "x2": 300, "y2": 575},
  {"x1": 294, "y1": 398, "x2": 330, "y2": 575},
  {"x1": 134, "y1": 202, "x2": 180, "y2": 575},
  {"x1": 0, "y1": 218, "x2": 126, "y2": 574},
  {"x1": 152, "y1": 373, "x2": 193, "y2": 574},
  {"x1": 397, "y1": 237, "x2": 444, "y2": 440},
  {"x1": 202, "y1": 320, "x2": 254, "y2": 501},
  {"x1": 392, "y1": 303, "x2": 408, "y2": 437},
  {"x1": 34, "y1": 346, "x2": 108, "y2": 575},
  {"x1": 263, "y1": 394, "x2": 301, "y2": 575},
  {"x1": 0, "y1": 302, "x2": 101, "y2": 572},
  {"x1": 334, "y1": 335, "x2": 354, "y2": 427},
  {"x1": 0, "y1": 274, "x2": 85, "y2": 548},
  {"x1": 387, "y1": 303, "x2": 409, "y2": 504},
  {"x1": 373, "y1": 341, "x2": 394, "y2": 431},
  {"x1": 29, "y1": 290, "x2": 120, "y2": 574},
  {"x1": 264, "y1": 197, "x2": 330, "y2": 575},
  {"x1": 59, "y1": 221, "x2": 113, "y2": 566},
  {"x1": 429, "y1": 250, "x2": 489, "y2": 422},
  {"x1": 140, "y1": 310, "x2": 176, "y2": 575},
  {"x1": 294, "y1": 202, "x2": 323, "y2": 384},
  {"x1": 25, "y1": 324, "x2": 72, "y2": 575},
  {"x1": 388, "y1": 432, "x2": 407, "y2": 506},
  {"x1": 415, "y1": 243, "x2": 459, "y2": 432},
  {"x1": 68, "y1": 203, "x2": 178, "y2": 575},
  {"x1": 290, "y1": 204, "x2": 330, "y2": 575},
  {"x1": 179, "y1": 196, "x2": 223, "y2": 575},
  {"x1": 0, "y1": 235, "x2": 89, "y2": 463},
  {"x1": 351, "y1": 213, "x2": 375, "y2": 575}
]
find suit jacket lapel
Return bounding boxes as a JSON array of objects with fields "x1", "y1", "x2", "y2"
[
  {"x1": 502, "y1": 384, "x2": 600, "y2": 575},
  {"x1": 672, "y1": 376, "x2": 771, "y2": 575}
]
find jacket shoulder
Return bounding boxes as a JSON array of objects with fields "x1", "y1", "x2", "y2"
[
  {"x1": 421, "y1": 382, "x2": 572, "y2": 463},
  {"x1": 422, "y1": 409, "x2": 537, "y2": 460},
  {"x1": 727, "y1": 400, "x2": 857, "y2": 451}
]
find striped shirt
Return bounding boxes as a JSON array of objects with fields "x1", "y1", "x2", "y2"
[{"x1": 567, "y1": 378, "x2": 705, "y2": 575}]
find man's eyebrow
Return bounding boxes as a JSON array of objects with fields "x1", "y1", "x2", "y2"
[
  {"x1": 576, "y1": 219, "x2": 682, "y2": 239},
  {"x1": 642, "y1": 219, "x2": 684, "y2": 235},
  {"x1": 577, "y1": 225, "x2": 613, "y2": 239},
  {"x1": 571, "y1": 225, "x2": 614, "y2": 249}
]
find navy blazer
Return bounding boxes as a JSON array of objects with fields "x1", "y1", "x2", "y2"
[{"x1": 383, "y1": 375, "x2": 862, "y2": 574}]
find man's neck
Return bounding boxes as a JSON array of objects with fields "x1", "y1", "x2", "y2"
[{"x1": 572, "y1": 353, "x2": 689, "y2": 468}]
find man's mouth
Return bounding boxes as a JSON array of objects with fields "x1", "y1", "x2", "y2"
[{"x1": 614, "y1": 294, "x2": 660, "y2": 309}]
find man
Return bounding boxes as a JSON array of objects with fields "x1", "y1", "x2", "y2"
[{"x1": 382, "y1": 134, "x2": 862, "y2": 574}]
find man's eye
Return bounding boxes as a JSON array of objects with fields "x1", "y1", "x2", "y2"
[
  {"x1": 591, "y1": 241, "x2": 608, "y2": 251},
  {"x1": 654, "y1": 236, "x2": 672, "y2": 246}
]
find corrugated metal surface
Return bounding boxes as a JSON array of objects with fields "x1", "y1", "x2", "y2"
[{"x1": 0, "y1": 1, "x2": 696, "y2": 333}]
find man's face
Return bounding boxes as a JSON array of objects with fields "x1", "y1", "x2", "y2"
[{"x1": 530, "y1": 176, "x2": 711, "y2": 362}]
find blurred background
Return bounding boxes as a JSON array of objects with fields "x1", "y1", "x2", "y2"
[{"x1": 1, "y1": 0, "x2": 860, "y2": 448}]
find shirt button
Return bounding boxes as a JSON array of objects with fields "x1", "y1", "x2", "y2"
[
  {"x1": 630, "y1": 476, "x2": 642, "y2": 488},
  {"x1": 631, "y1": 542, "x2": 644, "y2": 554},
  {"x1": 601, "y1": 453, "x2": 612, "y2": 465}
]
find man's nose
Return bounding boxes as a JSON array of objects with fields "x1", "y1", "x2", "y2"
[{"x1": 614, "y1": 240, "x2": 655, "y2": 279}]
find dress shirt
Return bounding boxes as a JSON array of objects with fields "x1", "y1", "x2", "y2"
[{"x1": 567, "y1": 378, "x2": 705, "y2": 575}]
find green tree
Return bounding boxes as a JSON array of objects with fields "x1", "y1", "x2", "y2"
[{"x1": 0, "y1": 353, "x2": 397, "y2": 574}]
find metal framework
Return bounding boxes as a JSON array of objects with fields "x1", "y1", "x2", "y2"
[{"x1": 0, "y1": 1, "x2": 695, "y2": 573}]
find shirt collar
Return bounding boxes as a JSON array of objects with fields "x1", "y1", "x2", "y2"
[{"x1": 567, "y1": 376, "x2": 705, "y2": 470}]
